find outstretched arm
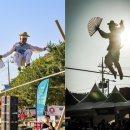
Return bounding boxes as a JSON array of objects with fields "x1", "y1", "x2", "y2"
[
  {"x1": 29, "y1": 44, "x2": 47, "y2": 52},
  {"x1": 97, "y1": 28, "x2": 110, "y2": 38},
  {"x1": 119, "y1": 20, "x2": 124, "y2": 32},
  {"x1": 0, "y1": 45, "x2": 15, "y2": 58}
]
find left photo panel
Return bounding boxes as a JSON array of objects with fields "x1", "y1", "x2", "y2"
[{"x1": 0, "y1": 0, "x2": 65, "y2": 130}]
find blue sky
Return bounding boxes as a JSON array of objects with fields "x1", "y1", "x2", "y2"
[
  {"x1": 0, "y1": 0, "x2": 65, "y2": 90},
  {"x1": 66, "y1": 0, "x2": 130, "y2": 94}
]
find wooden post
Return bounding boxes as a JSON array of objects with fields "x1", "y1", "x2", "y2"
[
  {"x1": 56, "y1": 106, "x2": 65, "y2": 130},
  {"x1": 55, "y1": 20, "x2": 65, "y2": 41}
]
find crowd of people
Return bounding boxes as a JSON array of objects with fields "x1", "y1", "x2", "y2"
[{"x1": 66, "y1": 118, "x2": 130, "y2": 130}]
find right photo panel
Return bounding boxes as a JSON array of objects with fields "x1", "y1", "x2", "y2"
[{"x1": 65, "y1": 0, "x2": 130, "y2": 129}]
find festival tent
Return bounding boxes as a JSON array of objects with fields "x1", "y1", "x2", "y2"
[
  {"x1": 66, "y1": 83, "x2": 107, "y2": 112},
  {"x1": 106, "y1": 86, "x2": 127, "y2": 103},
  {"x1": 94, "y1": 86, "x2": 127, "y2": 109},
  {"x1": 65, "y1": 88, "x2": 80, "y2": 106},
  {"x1": 81, "y1": 83, "x2": 107, "y2": 103},
  {"x1": 109, "y1": 88, "x2": 130, "y2": 116},
  {"x1": 91, "y1": 87, "x2": 129, "y2": 123},
  {"x1": 66, "y1": 85, "x2": 129, "y2": 112},
  {"x1": 66, "y1": 85, "x2": 130, "y2": 123}
]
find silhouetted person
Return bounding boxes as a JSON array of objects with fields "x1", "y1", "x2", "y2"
[{"x1": 97, "y1": 20, "x2": 124, "y2": 80}]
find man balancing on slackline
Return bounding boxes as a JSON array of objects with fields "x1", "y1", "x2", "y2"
[
  {"x1": 0, "y1": 32, "x2": 47, "y2": 71},
  {"x1": 97, "y1": 20, "x2": 124, "y2": 80}
]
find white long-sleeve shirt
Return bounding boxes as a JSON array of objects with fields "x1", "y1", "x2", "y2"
[{"x1": 2, "y1": 42, "x2": 46, "y2": 58}]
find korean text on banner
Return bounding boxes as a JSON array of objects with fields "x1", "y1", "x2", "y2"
[{"x1": 37, "y1": 78, "x2": 49, "y2": 121}]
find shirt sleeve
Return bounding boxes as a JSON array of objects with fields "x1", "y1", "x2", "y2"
[
  {"x1": 118, "y1": 21, "x2": 125, "y2": 32},
  {"x1": 2, "y1": 45, "x2": 16, "y2": 58},
  {"x1": 98, "y1": 29, "x2": 110, "y2": 38},
  {"x1": 29, "y1": 44, "x2": 46, "y2": 52}
]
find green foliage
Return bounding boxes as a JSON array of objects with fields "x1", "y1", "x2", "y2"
[{"x1": 6, "y1": 41, "x2": 65, "y2": 109}]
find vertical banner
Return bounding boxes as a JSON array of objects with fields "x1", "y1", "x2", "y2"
[{"x1": 36, "y1": 78, "x2": 49, "y2": 122}]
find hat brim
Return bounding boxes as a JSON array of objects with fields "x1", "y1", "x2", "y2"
[
  {"x1": 107, "y1": 23, "x2": 118, "y2": 26},
  {"x1": 20, "y1": 35, "x2": 30, "y2": 38},
  {"x1": 19, "y1": 32, "x2": 30, "y2": 37}
]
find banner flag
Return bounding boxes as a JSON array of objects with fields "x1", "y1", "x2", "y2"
[
  {"x1": 4, "y1": 84, "x2": 10, "y2": 90},
  {"x1": 36, "y1": 78, "x2": 49, "y2": 121}
]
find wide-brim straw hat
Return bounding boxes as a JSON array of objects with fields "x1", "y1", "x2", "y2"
[
  {"x1": 107, "y1": 20, "x2": 118, "y2": 26},
  {"x1": 19, "y1": 32, "x2": 30, "y2": 38}
]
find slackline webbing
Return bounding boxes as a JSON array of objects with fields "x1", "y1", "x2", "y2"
[
  {"x1": 65, "y1": 67, "x2": 130, "y2": 78},
  {"x1": 1, "y1": 70, "x2": 65, "y2": 94}
]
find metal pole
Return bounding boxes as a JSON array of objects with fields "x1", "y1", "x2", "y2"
[
  {"x1": 107, "y1": 79, "x2": 109, "y2": 95},
  {"x1": 7, "y1": 59, "x2": 11, "y2": 87},
  {"x1": 105, "y1": 79, "x2": 116, "y2": 96},
  {"x1": 102, "y1": 57, "x2": 104, "y2": 93},
  {"x1": 36, "y1": 87, "x2": 37, "y2": 122}
]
